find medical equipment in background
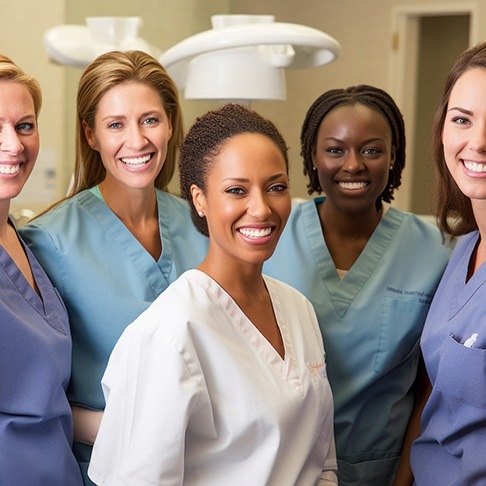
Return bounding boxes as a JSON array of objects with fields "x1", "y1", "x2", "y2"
[{"x1": 43, "y1": 14, "x2": 340, "y2": 103}]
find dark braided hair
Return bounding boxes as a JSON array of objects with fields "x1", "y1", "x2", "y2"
[
  {"x1": 179, "y1": 103, "x2": 289, "y2": 236},
  {"x1": 301, "y1": 85, "x2": 406, "y2": 210}
]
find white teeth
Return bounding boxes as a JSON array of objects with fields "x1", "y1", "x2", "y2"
[
  {"x1": 121, "y1": 154, "x2": 151, "y2": 166},
  {"x1": 464, "y1": 161, "x2": 486, "y2": 173},
  {"x1": 338, "y1": 181, "x2": 368, "y2": 189},
  {"x1": 0, "y1": 164, "x2": 20, "y2": 175},
  {"x1": 239, "y1": 227, "x2": 272, "y2": 238}
]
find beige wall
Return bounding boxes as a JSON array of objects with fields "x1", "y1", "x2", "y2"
[{"x1": 3, "y1": 0, "x2": 486, "y2": 213}]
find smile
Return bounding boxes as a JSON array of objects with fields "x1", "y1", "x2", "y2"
[
  {"x1": 464, "y1": 161, "x2": 486, "y2": 173},
  {"x1": 338, "y1": 181, "x2": 368, "y2": 189},
  {"x1": 121, "y1": 154, "x2": 152, "y2": 167},
  {"x1": 238, "y1": 227, "x2": 273, "y2": 238},
  {"x1": 0, "y1": 164, "x2": 21, "y2": 175}
]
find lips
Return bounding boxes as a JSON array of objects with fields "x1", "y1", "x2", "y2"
[
  {"x1": 238, "y1": 227, "x2": 273, "y2": 238},
  {"x1": 464, "y1": 160, "x2": 486, "y2": 173},
  {"x1": 120, "y1": 154, "x2": 152, "y2": 167},
  {"x1": 0, "y1": 163, "x2": 21, "y2": 175},
  {"x1": 337, "y1": 181, "x2": 369, "y2": 189}
]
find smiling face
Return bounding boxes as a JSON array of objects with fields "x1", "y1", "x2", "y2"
[
  {"x1": 442, "y1": 68, "x2": 486, "y2": 210},
  {"x1": 84, "y1": 81, "x2": 172, "y2": 193},
  {"x1": 0, "y1": 80, "x2": 39, "y2": 205},
  {"x1": 191, "y1": 132, "x2": 290, "y2": 269},
  {"x1": 313, "y1": 103, "x2": 395, "y2": 215}
]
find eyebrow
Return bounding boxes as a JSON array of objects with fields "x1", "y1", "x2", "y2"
[
  {"x1": 447, "y1": 106, "x2": 473, "y2": 115},
  {"x1": 222, "y1": 173, "x2": 287, "y2": 183},
  {"x1": 322, "y1": 136, "x2": 386, "y2": 144},
  {"x1": 100, "y1": 109, "x2": 163, "y2": 122}
]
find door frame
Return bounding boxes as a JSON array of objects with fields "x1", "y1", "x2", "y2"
[{"x1": 389, "y1": 3, "x2": 479, "y2": 211}]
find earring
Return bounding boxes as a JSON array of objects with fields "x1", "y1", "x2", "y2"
[
  {"x1": 389, "y1": 164, "x2": 393, "y2": 170},
  {"x1": 198, "y1": 210, "x2": 204, "y2": 218},
  {"x1": 312, "y1": 166, "x2": 317, "y2": 171}
]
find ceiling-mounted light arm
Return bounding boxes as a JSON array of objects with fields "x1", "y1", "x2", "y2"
[
  {"x1": 159, "y1": 15, "x2": 340, "y2": 102},
  {"x1": 43, "y1": 17, "x2": 161, "y2": 68}
]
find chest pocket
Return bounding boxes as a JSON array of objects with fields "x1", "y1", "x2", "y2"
[{"x1": 374, "y1": 297, "x2": 429, "y2": 374}]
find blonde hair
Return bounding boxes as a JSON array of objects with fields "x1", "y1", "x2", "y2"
[
  {"x1": 69, "y1": 50, "x2": 183, "y2": 196},
  {"x1": 0, "y1": 54, "x2": 42, "y2": 117}
]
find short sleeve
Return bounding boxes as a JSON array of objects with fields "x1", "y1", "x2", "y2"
[{"x1": 88, "y1": 325, "x2": 205, "y2": 486}]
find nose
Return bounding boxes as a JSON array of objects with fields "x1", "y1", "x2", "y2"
[
  {"x1": 343, "y1": 151, "x2": 364, "y2": 173},
  {"x1": 248, "y1": 189, "x2": 272, "y2": 220},
  {"x1": 0, "y1": 126, "x2": 24, "y2": 155},
  {"x1": 126, "y1": 123, "x2": 147, "y2": 149},
  {"x1": 469, "y1": 122, "x2": 486, "y2": 153}
]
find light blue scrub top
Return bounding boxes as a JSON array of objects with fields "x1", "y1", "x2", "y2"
[
  {"x1": 411, "y1": 231, "x2": 486, "y2": 484},
  {"x1": 20, "y1": 188, "x2": 208, "y2": 483},
  {"x1": 264, "y1": 197, "x2": 450, "y2": 486},
  {"x1": 0, "y1": 222, "x2": 83, "y2": 485}
]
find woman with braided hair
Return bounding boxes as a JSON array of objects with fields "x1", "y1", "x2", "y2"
[{"x1": 264, "y1": 85, "x2": 451, "y2": 485}]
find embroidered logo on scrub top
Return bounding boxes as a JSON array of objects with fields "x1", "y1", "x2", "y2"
[{"x1": 308, "y1": 361, "x2": 326, "y2": 378}]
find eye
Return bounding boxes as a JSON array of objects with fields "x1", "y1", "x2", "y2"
[
  {"x1": 142, "y1": 116, "x2": 159, "y2": 126},
  {"x1": 362, "y1": 147, "x2": 382, "y2": 156},
  {"x1": 225, "y1": 186, "x2": 246, "y2": 195},
  {"x1": 451, "y1": 116, "x2": 470, "y2": 126},
  {"x1": 268, "y1": 182, "x2": 289, "y2": 193},
  {"x1": 16, "y1": 122, "x2": 35, "y2": 133},
  {"x1": 108, "y1": 121, "x2": 123, "y2": 129},
  {"x1": 326, "y1": 147, "x2": 344, "y2": 155}
]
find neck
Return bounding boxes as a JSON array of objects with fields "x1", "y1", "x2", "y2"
[
  {"x1": 98, "y1": 181, "x2": 157, "y2": 226},
  {"x1": 319, "y1": 198, "x2": 382, "y2": 239},
  {"x1": 198, "y1": 252, "x2": 266, "y2": 303}
]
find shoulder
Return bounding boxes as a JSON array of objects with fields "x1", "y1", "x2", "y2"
[
  {"x1": 156, "y1": 189, "x2": 192, "y2": 215},
  {"x1": 19, "y1": 191, "x2": 102, "y2": 248},
  {"x1": 389, "y1": 208, "x2": 447, "y2": 246},
  {"x1": 128, "y1": 270, "x2": 213, "y2": 336},
  {"x1": 264, "y1": 275, "x2": 314, "y2": 311}
]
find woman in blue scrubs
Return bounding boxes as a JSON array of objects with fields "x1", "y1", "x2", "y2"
[
  {"x1": 20, "y1": 50, "x2": 208, "y2": 484},
  {"x1": 0, "y1": 55, "x2": 82, "y2": 485},
  {"x1": 411, "y1": 42, "x2": 486, "y2": 484},
  {"x1": 264, "y1": 85, "x2": 450, "y2": 485}
]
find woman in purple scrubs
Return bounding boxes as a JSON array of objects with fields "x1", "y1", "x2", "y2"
[{"x1": 0, "y1": 55, "x2": 82, "y2": 485}]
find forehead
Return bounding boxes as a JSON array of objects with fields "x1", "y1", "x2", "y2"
[
  {"x1": 0, "y1": 80, "x2": 34, "y2": 109},
  {"x1": 97, "y1": 82, "x2": 163, "y2": 111},
  {"x1": 210, "y1": 132, "x2": 287, "y2": 173},
  {"x1": 318, "y1": 103, "x2": 391, "y2": 139},
  {"x1": 449, "y1": 68, "x2": 486, "y2": 106}
]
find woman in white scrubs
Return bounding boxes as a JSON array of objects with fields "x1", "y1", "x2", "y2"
[{"x1": 88, "y1": 103, "x2": 337, "y2": 486}]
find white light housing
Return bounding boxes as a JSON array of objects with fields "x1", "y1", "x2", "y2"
[
  {"x1": 159, "y1": 15, "x2": 340, "y2": 102},
  {"x1": 44, "y1": 17, "x2": 160, "y2": 68}
]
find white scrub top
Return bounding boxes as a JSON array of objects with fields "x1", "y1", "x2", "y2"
[{"x1": 89, "y1": 269, "x2": 336, "y2": 486}]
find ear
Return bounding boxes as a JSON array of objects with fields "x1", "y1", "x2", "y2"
[
  {"x1": 190, "y1": 184, "x2": 206, "y2": 215},
  {"x1": 82, "y1": 120, "x2": 98, "y2": 150},
  {"x1": 389, "y1": 146, "x2": 397, "y2": 169}
]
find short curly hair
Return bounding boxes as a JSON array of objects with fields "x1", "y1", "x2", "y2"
[
  {"x1": 301, "y1": 85, "x2": 406, "y2": 210},
  {"x1": 179, "y1": 103, "x2": 289, "y2": 236}
]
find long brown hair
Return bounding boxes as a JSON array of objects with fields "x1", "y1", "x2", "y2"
[
  {"x1": 431, "y1": 42, "x2": 486, "y2": 236},
  {"x1": 70, "y1": 50, "x2": 183, "y2": 196}
]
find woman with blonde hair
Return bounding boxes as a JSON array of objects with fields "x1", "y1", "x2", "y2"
[
  {"x1": 20, "y1": 50, "x2": 208, "y2": 483},
  {"x1": 0, "y1": 54, "x2": 82, "y2": 485}
]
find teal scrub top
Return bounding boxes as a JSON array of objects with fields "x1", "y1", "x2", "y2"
[
  {"x1": 264, "y1": 197, "x2": 450, "y2": 486},
  {"x1": 20, "y1": 188, "x2": 208, "y2": 483}
]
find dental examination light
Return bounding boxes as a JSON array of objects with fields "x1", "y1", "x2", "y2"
[
  {"x1": 43, "y1": 17, "x2": 160, "y2": 68},
  {"x1": 159, "y1": 15, "x2": 340, "y2": 102},
  {"x1": 43, "y1": 15, "x2": 340, "y2": 103}
]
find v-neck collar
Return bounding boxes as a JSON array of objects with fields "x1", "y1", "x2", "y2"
[
  {"x1": 447, "y1": 231, "x2": 486, "y2": 319},
  {"x1": 82, "y1": 189, "x2": 172, "y2": 292},
  {"x1": 0, "y1": 220, "x2": 66, "y2": 333},
  {"x1": 190, "y1": 269, "x2": 304, "y2": 395},
  {"x1": 302, "y1": 198, "x2": 405, "y2": 317}
]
